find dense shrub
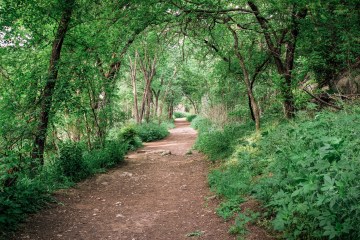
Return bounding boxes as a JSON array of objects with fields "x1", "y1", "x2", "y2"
[
  {"x1": 105, "y1": 141, "x2": 128, "y2": 164},
  {"x1": 58, "y1": 143, "x2": 90, "y2": 182},
  {"x1": 206, "y1": 109, "x2": 360, "y2": 239},
  {"x1": 186, "y1": 114, "x2": 197, "y2": 122},
  {"x1": 193, "y1": 117, "x2": 252, "y2": 162},
  {"x1": 162, "y1": 119, "x2": 175, "y2": 129},
  {"x1": 191, "y1": 116, "x2": 212, "y2": 131},
  {"x1": 173, "y1": 111, "x2": 187, "y2": 118},
  {"x1": 195, "y1": 130, "x2": 232, "y2": 161},
  {"x1": 253, "y1": 111, "x2": 360, "y2": 239},
  {"x1": 0, "y1": 154, "x2": 56, "y2": 234},
  {"x1": 0, "y1": 138, "x2": 130, "y2": 236},
  {"x1": 135, "y1": 122, "x2": 169, "y2": 142},
  {"x1": 119, "y1": 124, "x2": 142, "y2": 150},
  {"x1": 83, "y1": 141, "x2": 128, "y2": 172},
  {"x1": 0, "y1": 175, "x2": 52, "y2": 233}
]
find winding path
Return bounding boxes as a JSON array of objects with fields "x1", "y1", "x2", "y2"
[{"x1": 13, "y1": 119, "x2": 235, "y2": 240}]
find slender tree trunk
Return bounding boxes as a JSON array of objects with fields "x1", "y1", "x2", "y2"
[
  {"x1": 168, "y1": 103, "x2": 174, "y2": 120},
  {"x1": 187, "y1": 96, "x2": 198, "y2": 114},
  {"x1": 83, "y1": 112, "x2": 92, "y2": 150},
  {"x1": 138, "y1": 51, "x2": 157, "y2": 123},
  {"x1": 153, "y1": 89, "x2": 160, "y2": 117},
  {"x1": 31, "y1": 0, "x2": 74, "y2": 164},
  {"x1": 145, "y1": 89, "x2": 152, "y2": 122},
  {"x1": 228, "y1": 26, "x2": 260, "y2": 131},
  {"x1": 129, "y1": 55, "x2": 140, "y2": 123}
]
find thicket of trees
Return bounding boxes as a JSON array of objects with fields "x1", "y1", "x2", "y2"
[{"x1": 1, "y1": 0, "x2": 359, "y2": 238}]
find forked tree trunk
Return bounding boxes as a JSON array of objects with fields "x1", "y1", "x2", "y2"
[
  {"x1": 138, "y1": 50, "x2": 157, "y2": 123},
  {"x1": 153, "y1": 89, "x2": 161, "y2": 117},
  {"x1": 32, "y1": 0, "x2": 74, "y2": 164},
  {"x1": 248, "y1": 1, "x2": 307, "y2": 119}
]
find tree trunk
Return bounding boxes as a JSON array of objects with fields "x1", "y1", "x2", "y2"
[
  {"x1": 187, "y1": 96, "x2": 199, "y2": 114},
  {"x1": 153, "y1": 89, "x2": 161, "y2": 117},
  {"x1": 228, "y1": 26, "x2": 260, "y2": 131},
  {"x1": 31, "y1": 0, "x2": 74, "y2": 164},
  {"x1": 145, "y1": 89, "x2": 152, "y2": 122},
  {"x1": 247, "y1": 2, "x2": 306, "y2": 119},
  {"x1": 138, "y1": 50, "x2": 157, "y2": 123},
  {"x1": 129, "y1": 55, "x2": 140, "y2": 123},
  {"x1": 168, "y1": 103, "x2": 174, "y2": 120}
]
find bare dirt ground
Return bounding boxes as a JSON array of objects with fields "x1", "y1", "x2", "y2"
[{"x1": 12, "y1": 119, "x2": 236, "y2": 240}]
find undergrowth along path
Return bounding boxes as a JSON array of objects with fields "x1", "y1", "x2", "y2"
[{"x1": 13, "y1": 118, "x2": 235, "y2": 240}]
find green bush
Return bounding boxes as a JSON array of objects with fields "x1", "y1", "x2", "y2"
[
  {"x1": 204, "y1": 109, "x2": 360, "y2": 239},
  {"x1": 0, "y1": 154, "x2": 54, "y2": 234},
  {"x1": 58, "y1": 143, "x2": 90, "y2": 182},
  {"x1": 194, "y1": 118, "x2": 251, "y2": 162},
  {"x1": 186, "y1": 114, "x2": 197, "y2": 122},
  {"x1": 119, "y1": 124, "x2": 142, "y2": 150},
  {"x1": 195, "y1": 130, "x2": 232, "y2": 161},
  {"x1": 174, "y1": 111, "x2": 187, "y2": 118},
  {"x1": 0, "y1": 175, "x2": 52, "y2": 233},
  {"x1": 216, "y1": 196, "x2": 244, "y2": 220},
  {"x1": 135, "y1": 122, "x2": 169, "y2": 142},
  {"x1": 191, "y1": 116, "x2": 212, "y2": 131},
  {"x1": 105, "y1": 141, "x2": 128, "y2": 164},
  {"x1": 0, "y1": 139, "x2": 130, "y2": 236},
  {"x1": 253, "y1": 111, "x2": 360, "y2": 239},
  {"x1": 162, "y1": 119, "x2": 175, "y2": 129},
  {"x1": 84, "y1": 141, "x2": 128, "y2": 172}
]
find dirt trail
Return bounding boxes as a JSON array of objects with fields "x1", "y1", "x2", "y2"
[{"x1": 13, "y1": 119, "x2": 235, "y2": 240}]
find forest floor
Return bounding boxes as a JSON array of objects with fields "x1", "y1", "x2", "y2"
[{"x1": 12, "y1": 119, "x2": 270, "y2": 240}]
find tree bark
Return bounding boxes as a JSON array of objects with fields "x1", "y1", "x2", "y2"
[
  {"x1": 247, "y1": 2, "x2": 306, "y2": 119},
  {"x1": 228, "y1": 26, "x2": 260, "y2": 131},
  {"x1": 138, "y1": 50, "x2": 157, "y2": 123},
  {"x1": 32, "y1": 0, "x2": 74, "y2": 164},
  {"x1": 152, "y1": 88, "x2": 161, "y2": 117},
  {"x1": 129, "y1": 55, "x2": 140, "y2": 123}
]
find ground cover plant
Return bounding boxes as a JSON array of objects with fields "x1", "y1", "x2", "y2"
[
  {"x1": 200, "y1": 107, "x2": 360, "y2": 239},
  {"x1": 135, "y1": 122, "x2": 170, "y2": 142}
]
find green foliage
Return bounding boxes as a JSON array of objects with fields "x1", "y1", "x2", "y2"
[
  {"x1": 0, "y1": 139, "x2": 129, "y2": 236},
  {"x1": 186, "y1": 114, "x2": 197, "y2": 122},
  {"x1": 135, "y1": 122, "x2": 169, "y2": 142},
  {"x1": 174, "y1": 112, "x2": 187, "y2": 118},
  {"x1": 0, "y1": 175, "x2": 52, "y2": 233},
  {"x1": 58, "y1": 143, "x2": 89, "y2": 182},
  {"x1": 119, "y1": 125, "x2": 143, "y2": 151},
  {"x1": 209, "y1": 160, "x2": 253, "y2": 200},
  {"x1": 205, "y1": 109, "x2": 360, "y2": 239},
  {"x1": 195, "y1": 129, "x2": 232, "y2": 162},
  {"x1": 194, "y1": 117, "x2": 252, "y2": 162},
  {"x1": 0, "y1": 154, "x2": 60, "y2": 234},
  {"x1": 1, "y1": 0, "x2": 359, "y2": 238},
  {"x1": 190, "y1": 116, "x2": 212, "y2": 131},
  {"x1": 84, "y1": 140, "x2": 128, "y2": 172},
  {"x1": 162, "y1": 119, "x2": 175, "y2": 129},
  {"x1": 229, "y1": 210, "x2": 260, "y2": 236},
  {"x1": 216, "y1": 197, "x2": 244, "y2": 220},
  {"x1": 253, "y1": 110, "x2": 360, "y2": 239}
]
